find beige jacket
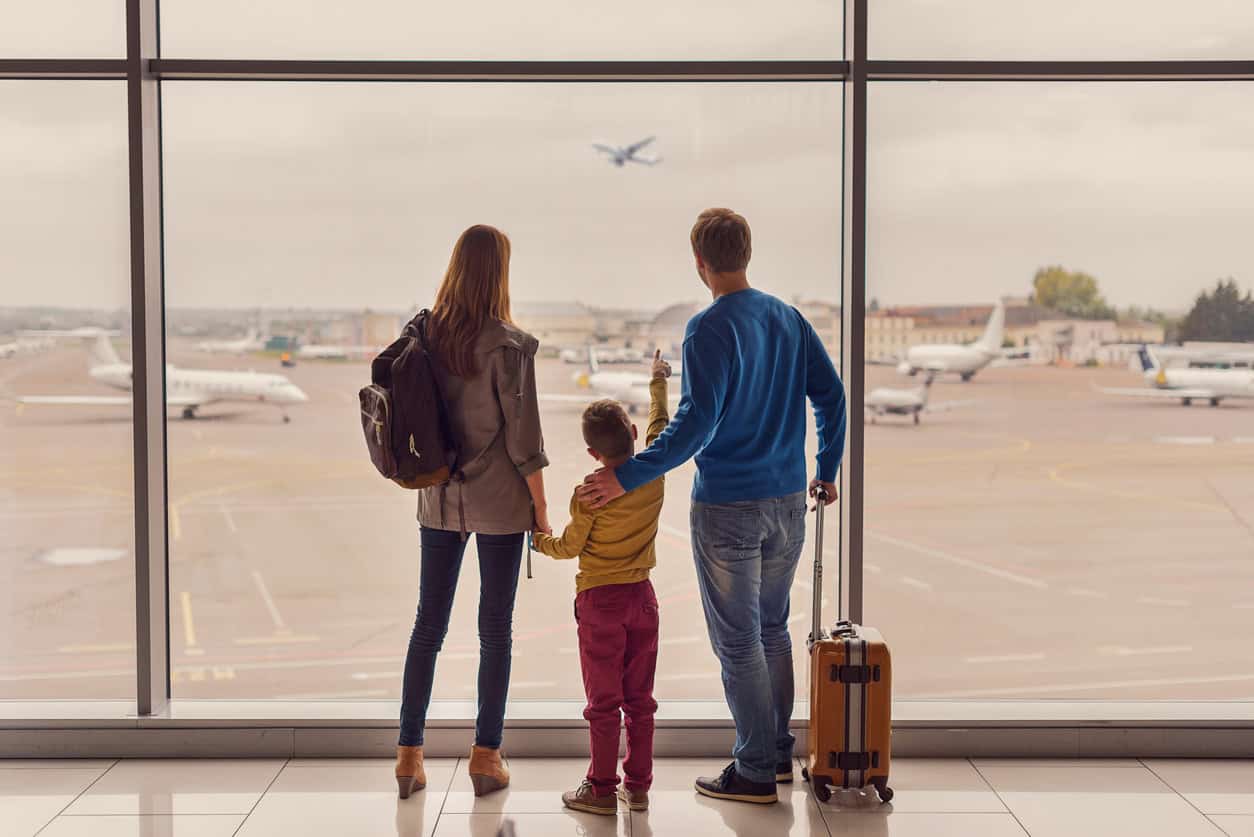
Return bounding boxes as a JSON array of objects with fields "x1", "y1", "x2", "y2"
[{"x1": 417, "y1": 319, "x2": 548, "y2": 535}]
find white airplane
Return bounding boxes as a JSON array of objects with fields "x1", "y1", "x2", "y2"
[
  {"x1": 0, "y1": 341, "x2": 20, "y2": 359},
  {"x1": 12, "y1": 334, "x2": 308, "y2": 422},
  {"x1": 866, "y1": 373, "x2": 976, "y2": 425},
  {"x1": 593, "y1": 136, "x2": 662, "y2": 168},
  {"x1": 897, "y1": 300, "x2": 1006, "y2": 381},
  {"x1": 196, "y1": 328, "x2": 266, "y2": 355},
  {"x1": 296, "y1": 343, "x2": 377, "y2": 361},
  {"x1": 1097, "y1": 345, "x2": 1254, "y2": 407},
  {"x1": 542, "y1": 348, "x2": 680, "y2": 413}
]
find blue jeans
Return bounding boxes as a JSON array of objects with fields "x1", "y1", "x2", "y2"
[
  {"x1": 398, "y1": 527, "x2": 524, "y2": 748},
  {"x1": 691, "y1": 491, "x2": 807, "y2": 784}
]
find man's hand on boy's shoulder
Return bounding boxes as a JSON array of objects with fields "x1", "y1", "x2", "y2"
[
  {"x1": 579, "y1": 466, "x2": 626, "y2": 510},
  {"x1": 651, "y1": 348, "x2": 671, "y2": 381}
]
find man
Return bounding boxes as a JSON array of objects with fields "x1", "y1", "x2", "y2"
[{"x1": 579, "y1": 208, "x2": 846, "y2": 804}]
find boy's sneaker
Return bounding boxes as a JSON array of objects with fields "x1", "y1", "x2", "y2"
[
  {"x1": 694, "y1": 762, "x2": 779, "y2": 804},
  {"x1": 562, "y1": 780, "x2": 618, "y2": 816},
  {"x1": 618, "y1": 787, "x2": 649, "y2": 811},
  {"x1": 776, "y1": 761, "x2": 795, "y2": 783}
]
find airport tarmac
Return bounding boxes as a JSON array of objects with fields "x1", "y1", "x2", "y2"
[{"x1": 2, "y1": 342, "x2": 1254, "y2": 704}]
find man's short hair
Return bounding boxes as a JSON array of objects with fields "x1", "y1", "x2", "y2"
[
  {"x1": 690, "y1": 208, "x2": 752, "y2": 273},
  {"x1": 582, "y1": 399, "x2": 633, "y2": 460}
]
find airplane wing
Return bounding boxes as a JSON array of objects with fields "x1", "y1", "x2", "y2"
[
  {"x1": 15, "y1": 393, "x2": 205, "y2": 407},
  {"x1": 627, "y1": 155, "x2": 661, "y2": 166},
  {"x1": 591, "y1": 144, "x2": 617, "y2": 154},
  {"x1": 626, "y1": 136, "x2": 655, "y2": 154},
  {"x1": 1095, "y1": 386, "x2": 1218, "y2": 400}
]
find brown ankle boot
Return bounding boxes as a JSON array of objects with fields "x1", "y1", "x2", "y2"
[
  {"x1": 467, "y1": 745, "x2": 510, "y2": 797},
  {"x1": 395, "y1": 746, "x2": 426, "y2": 799}
]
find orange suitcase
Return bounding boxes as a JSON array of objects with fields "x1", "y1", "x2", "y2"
[{"x1": 802, "y1": 491, "x2": 893, "y2": 803}]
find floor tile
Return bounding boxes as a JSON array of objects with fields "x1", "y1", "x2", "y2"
[
  {"x1": 977, "y1": 765, "x2": 1225, "y2": 837},
  {"x1": 0, "y1": 760, "x2": 117, "y2": 770},
  {"x1": 236, "y1": 759, "x2": 456, "y2": 837},
  {"x1": 0, "y1": 768, "x2": 107, "y2": 837},
  {"x1": 818, "y1": 759, "x2": 1005, "y2": 815},
  {"x1": 434, "y1": 812, "x2": 629, "y2": 837},
  {"x1": 634, "y1": 759, "x2": 829, "y2": 837},
  {"x1": 972, "y1": 758, "x2": 1142, "y2": 770},
  {"x1": 40, "y1": 814, "x2": 246, "y2": 837},
  {"x1": 443, "y1": 758, "x2": 602, "y2": 814},
  {"x1": 802, "y1": 812, "x2": 1027, "y2": 837},
  {"x1": 64, "y1": 759, "x2": 286, "y2": 815},
  {"x1": 1144, "y1": 760, "x2": 1254, "y2": 815},
  {"x1": 1212, "y1": 815, "x2": 1254, "y2": 836}
]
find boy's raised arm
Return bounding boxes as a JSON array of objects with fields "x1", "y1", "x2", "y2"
[
  {"x1": 531, "y1": 491, "x2": 595, "y2": 560},
  {"x1": 646, "y1": 350, "x2": 671, "y2": 446}
]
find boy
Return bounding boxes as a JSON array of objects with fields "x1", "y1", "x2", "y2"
[{"x1": 531, "y1": 349, "x2": 671, "y2": 815}]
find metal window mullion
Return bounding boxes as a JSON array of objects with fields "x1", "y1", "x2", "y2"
[
  {"x1": 840, "y1": 0, "x2": 867, "y2": 625},
  {"x1": 127, "y1": 0, "x2": 169, "y2": 718}
]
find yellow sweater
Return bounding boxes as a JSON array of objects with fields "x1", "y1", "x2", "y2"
[{"x1": 533, "y1": 378, "x2": 669, "y2": 593}]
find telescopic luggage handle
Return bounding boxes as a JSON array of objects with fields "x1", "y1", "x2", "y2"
[{"x1": 809, "y1": 487, "x2": 830, "y2": 647}]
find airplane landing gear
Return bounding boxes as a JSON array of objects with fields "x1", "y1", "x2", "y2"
[
  {"x1": 1210, "y1": 398, "x2": 1221, "y2": 408},
  {"x1": 913, "y1": 412, "x2": 920, "y2": 425},
  {"x1": 181, "y1": 406, "x2": 197, "y2": 420},
  {"x1": 1182, "y1": 397, "x2": 1192, "y2": 406},
  {"x1": 961, "y1": 372, "x2": 974, "y2": 382}
]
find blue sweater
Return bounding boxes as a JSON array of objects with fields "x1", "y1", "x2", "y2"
[{"x1": 616, "y1": 288, "x2": 847, "y2": 504}]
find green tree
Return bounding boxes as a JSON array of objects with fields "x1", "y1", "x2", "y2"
[
  {"x1": 1030, "y1": 266, "x2": 1117, "y2": 320},
  {"x1": 1179, "y1": 278, "x2": 1254, "y2": 342}
]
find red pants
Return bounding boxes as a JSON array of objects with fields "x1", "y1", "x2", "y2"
[{"x1": 576, "y1": 579, "x2": 659, "y2": 795}]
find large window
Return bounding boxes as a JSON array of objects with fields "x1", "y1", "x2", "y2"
[
  {"x1": 160, "y1": 81, "x2": 841, "y2": 699},
  {"x1": 0, "y1": 82, "x2": 133, "y2": 699},
  {"x1": 866, "y1": 82, "x2": 1254, "y2": 699}
]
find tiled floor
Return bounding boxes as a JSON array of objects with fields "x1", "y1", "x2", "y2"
[{"x1": 3, "y1": 756, "x2": 1251, "y2": 836}]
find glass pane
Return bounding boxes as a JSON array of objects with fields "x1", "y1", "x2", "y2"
[
  {"x1": 159, "y1": 1, "x2": 841, "y2": 60},
  {"x1": 0, "y1": 3, "x2": 125, "y2": 59},
  {"x1": 872, "y1": 1, "x2": 1254, "y2": 59},
  {"x1": 866, "y1": 82, "x2": 1254, "y2": 699},
  {"x1": 161, "y1": 81, "x2": 841, "y2": 702},
  {"x1": 0, "y1": 81, "x2": 133, "y2": 699}
]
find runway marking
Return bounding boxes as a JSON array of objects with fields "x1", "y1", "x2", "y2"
[
  {"x1": 233, "y1": 634, "x2": 320, "y2": 646},
  {"x1": 1233, "y1": 437, "x2": 1254, "y2": 445},
  {"x1": 866, "y1": 563, "x2": 883, "y2": 574},
  {"x1": 219, "y1": 503, "x2": 238, "y2": 533},
  {"x1": 1135, "y1": 596, "x2": 1190, "y2": 608},
  {"x1": 1046, "y1": 460, "x2": 1226, "y2": 513},
  {"x1": 900, "y1": 576, "x2": 933, "y2": 592},
  {"x1": 658, "y1": 523, "x2": 690, "y2": 542},
  {"x1": 657, "y1": 672, "x2": 720, "y2": 683},
  {"x1": 868, "y1": 531, "x2": 1048, "y2": 590},
  {"x1": 57, "y1": 642, "x2": 134, "y2": 654},
  {"x1": 505, "y1": 680, "x2": 558, "y2": 690},
  {"x1": 1067, "y1": 588, "x2": 1110, "y2": 600},
  {"x1": 350, "y1": 671, "x2": 399, "y2": 681},
  {"x1": 1099, "y1": 644, "x2": 1193, "y2": 657},
  {"x1": 1155, "y1": 435, "x2": 1216, "y2": 446},
  {"x1": 924, "y1": 671, "x2": 1254, "y2": 699},
  {"x1": 250, "y1": 569, "x2": 288, "y2": 631},
  {"x1": 660, "y1": 635, "x2": 703, "y2": 647},
  {"x1": 178, "y1": 591, "x2": 203, "y2": 657},
  {"x1": 964, "y1": 652, "x2": 1046, "y2": 664},
  {"x1": 278, "y1": 689, "x2": 388, "y2": 700}
]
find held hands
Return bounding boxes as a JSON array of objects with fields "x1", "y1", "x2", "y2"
[
  {"x1": 809, "y1": 478, "x2": 837, "y2": 510},
  {"x1": 532, "y1": 504, "x2": 553, "y2": 536},
  {"x1": 577, "y1": 466, "x2": 627, "y2": 510},
  {"x1": 651, "y1": 349, "x2": 672, "y2": 381}
]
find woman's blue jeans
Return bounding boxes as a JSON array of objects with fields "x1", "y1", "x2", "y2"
[{"x1": 398, "y1": 527, "x2": 524, "y2": 748}]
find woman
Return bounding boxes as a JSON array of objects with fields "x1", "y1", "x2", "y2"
[{"x1": 395, "y1": 224, "x2": 550, "y2": 799}]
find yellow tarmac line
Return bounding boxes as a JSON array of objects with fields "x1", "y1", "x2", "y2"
[
  {"x1": 232, "y1": 634, "x2": 320, "y2": 646},
  {"x1": 58, "y1": 642, "x2": 134, "y2": 654},
  {"x1": 179, "y1": 591, "x2": 203, "y2": 656}
]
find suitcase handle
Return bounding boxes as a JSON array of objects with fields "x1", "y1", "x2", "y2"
[{"x1": 809, "y1": 487, "x2": 831, "y2": 647}]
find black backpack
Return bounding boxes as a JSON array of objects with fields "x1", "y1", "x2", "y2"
[{"x1": 359, "y1": 311, "x2": 454, "y2": 489}]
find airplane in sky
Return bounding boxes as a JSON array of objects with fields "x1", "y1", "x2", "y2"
[
  {"x1": 866, "y1": 373, "x2": 975, "y2": 425},
  {"x1": 897, "y1": 300, "x2": 1006, "y2": 381},
  {"x1": 542, "y1": 347, "x2": 680, "y2": 413},
  {"x1": 11, "y1": 334, "x2": 309, "y2": 422},
  {"x1": 1097, "y1": 345, "x2": 1254, "y2": 407},
  {"x1": 196, "y1": 328, "x2": 267, "y2": 355},
  {"x1": 593, "y1": 136, "x2": 662, "y2": 168}
]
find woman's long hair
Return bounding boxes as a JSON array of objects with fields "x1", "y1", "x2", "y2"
[{"x1": 429, "y1": 224, "x2": 513, "y2": 377}]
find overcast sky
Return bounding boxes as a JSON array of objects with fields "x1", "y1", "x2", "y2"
[{"x1": 2, "y1": 4, "x2": 1253, "y2": 314}]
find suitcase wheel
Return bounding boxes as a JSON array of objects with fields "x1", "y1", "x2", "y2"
[
  {"x1": 812, "y1": 775, "x2": 832, "y2": 803},
  {"x1": 871, "y1": 776, "x2": 893, "y2": 804},
  {"x1": 879, "y1": 786, "x2": 894, "y2": 803},
  {"x1": 800, "y1": 766, "x2": 810, "y2": 782}
]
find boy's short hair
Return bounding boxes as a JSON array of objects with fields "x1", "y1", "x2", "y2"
[
  {"x1": 582, "y1": 399, "x2": 633, "y2": 460},
  {"x1": 690, "y1": 208, "x2": 752, "y2": 273}
]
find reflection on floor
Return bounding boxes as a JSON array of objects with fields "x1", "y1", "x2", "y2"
[{"x1": 3, "y1": 755, "x2": 1252, "y2": 836}]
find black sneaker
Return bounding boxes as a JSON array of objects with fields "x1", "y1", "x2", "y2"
[
  {"x1": 695, "y1": 762, "x2": 778, "y2": 804},
  {"x1": 776, "y1": 761, "x2": 794, "y2": 783}
]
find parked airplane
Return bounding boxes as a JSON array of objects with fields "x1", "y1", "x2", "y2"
[
  {"x1": 196, "y1": 328, "x2": 266, "y2": 355},
  {"x1": 542, "y1": 348, "x2": 680, "y2": 413},
  {"x1": 866, "y1": 373, "x2": 975, "y2": 425},
  {"x1": 897, "y1": 301, "x2": 1005, "y2": 381},
  {"x1": 593, "y1": 136, "x2": 662, "y2": 168},
  {"x1": 296, "y1": 343, "x2": 378, "y2": 361},
  {"x1": 1097, "y1": 345, "x2": 1254, "y2": 407},
  {"x1": 12, "y1": 335, "x2": 308, "y2": 422}
]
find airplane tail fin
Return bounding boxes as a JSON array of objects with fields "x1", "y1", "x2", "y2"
[
  {"x1": 976, "y1": 300, "x2": 1005, "y2": 352},
  {"x1": 586, "y1": 345, "x2": 600, "y2": 374},
  {"x1": 1137, "y1": 344, "x2": 1162, "y2": 374},
  {"x1": 89, "y1": 334, "x2": 122, "y2": 370}
]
